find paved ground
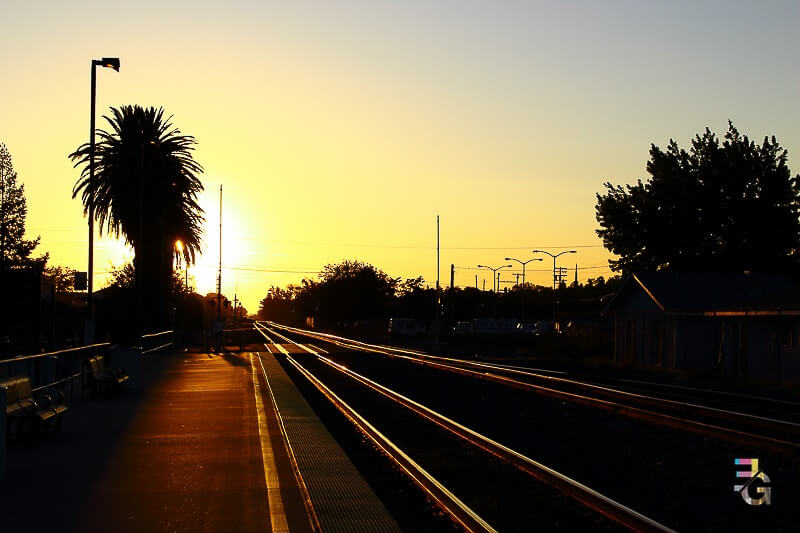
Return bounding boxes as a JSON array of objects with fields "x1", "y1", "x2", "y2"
[{"x1": 2, "y1": 349, "x2": 312, "y2": 533}]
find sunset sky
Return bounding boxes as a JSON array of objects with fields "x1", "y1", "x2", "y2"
[{"x1": 2, "y1": 1, "x2": 799, "y2": 312}]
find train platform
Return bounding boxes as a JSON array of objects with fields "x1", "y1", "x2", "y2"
[{"x1": 0, "y1": 348, "x2": 400, "y2": 533}]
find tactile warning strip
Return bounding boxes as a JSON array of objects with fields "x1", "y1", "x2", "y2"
[{"x1": 258, "y1": 352, "x2": 402, "y2": 533}]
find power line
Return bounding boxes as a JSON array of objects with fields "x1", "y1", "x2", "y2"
[
  {"x1": 225, "y1": 266, "x2": 320, "y2": 274},
  {"x1": 207, "y1": 238, "x2": 605, "y2": 251},
  {"x1": 454, "y1": 264, "x2": 612, "y2": 272}
]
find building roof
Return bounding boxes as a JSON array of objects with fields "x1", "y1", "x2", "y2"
[{"x1": 605, "y1": 271, "x2": 800, "y2": 315}]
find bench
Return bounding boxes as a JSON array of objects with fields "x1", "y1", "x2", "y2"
[
  {"x1": 83, "y1": 355, "x2": 129, "y2": 396},
  {"x1": 1, "y1": 376, "x2": 68, "y2": 438}
]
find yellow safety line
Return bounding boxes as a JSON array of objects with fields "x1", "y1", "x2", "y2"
[{"x1": 250, "y1": 352, "x2": 290, "y2": 533}]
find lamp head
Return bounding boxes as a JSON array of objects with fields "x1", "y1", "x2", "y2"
[{"x1": 101, "y1": 57, "x2": 120, "y2": 71}]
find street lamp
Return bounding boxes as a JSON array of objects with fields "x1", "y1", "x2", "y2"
[
  {"x1": 532, "y1": 249, "x2": 576, "y2": 328},
  {"x1": 477, "y1": 264, "x2": 513, "y2": 293},
  {"x1": 505, "y1": 257, "x2": 544, "y2": 287},
  {"x1": 86, "y1": 57, "x2": 119, "y2": 343},
  {"x1": 506, "y1": 256, "x2": 543, "y2": 321},
  {"x1": 175, "y1": 240, "x2": 188, "y2": 289}
]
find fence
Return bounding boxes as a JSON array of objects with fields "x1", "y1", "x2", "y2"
[
  {"x1": 0, "y1": 331, "x2": 174, "y2": 400},
  {"x1": 0, "y1": 331, "x2": 175, "y2": 479}
]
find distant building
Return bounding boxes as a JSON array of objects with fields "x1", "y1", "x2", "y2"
[{"x1": 604, "y1": 272, "x2": 800, "y2": 385}]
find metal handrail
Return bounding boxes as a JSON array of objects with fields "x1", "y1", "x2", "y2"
[
  {"x1": 140, "y1": 330, "x2": 174, "y2": 355},
  {"x1": 141, "y1": 330, "x2": 173, "y2": 339},
  {"x1": 0, "y1": 343, "x2": 111, "y2": 365},
  {"x1": 1, "y1": 330, "x2": 174, "y2": 396}
]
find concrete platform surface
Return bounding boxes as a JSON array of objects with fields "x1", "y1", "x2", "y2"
[{"x1": 2, "y1": 351, "x2": 312, "y2": 532}]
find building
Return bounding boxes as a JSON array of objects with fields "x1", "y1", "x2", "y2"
[{"x1": 604, "y1": 272, "x2": 800, "y2": 385}]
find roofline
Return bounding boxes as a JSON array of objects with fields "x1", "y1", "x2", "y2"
[
  {"x1": 702, "y1": 309, "x2": 800, "y2": 317},
  {"x1": 602, "y1": 272, "x2": 666, "y2": 314},
  {"x1": 631, "y1": 273, "x2": 666, "y2": 311}
]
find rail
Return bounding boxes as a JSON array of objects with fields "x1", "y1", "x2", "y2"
[
  {"x1": 257, "y1": 322, "x2": 675, "y2": 533},
  {"x1": 263, "y1": 321, "x2": 800, "y2": 454}
]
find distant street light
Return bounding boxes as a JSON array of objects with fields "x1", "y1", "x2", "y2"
[
  {"x1": 532, "y1": 249, "x2": 576, "y2": 328},
  {"x1": 175, "y1": 239, "x2": 188, "y2": 288},
  {"x1": 477, "y1": 264, "x2": 513, "y2": 293},
  {"x1": 86, "y1": 57, "x2": 120, "y2": 343},
  {"x1": 505, "y1": 257, "x2": 544, "y2": 287}
]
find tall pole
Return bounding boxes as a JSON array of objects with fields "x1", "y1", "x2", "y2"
[
  {"x1": 436, "y1": 216, "x2": 440, "y2": 290},
  {"x1": 217, "y1": 185, "x2": 222, "y2": 321},
  {"x1": 436, "y1": 215, "x2": 440, "y2": 298},
  {"x1": 87, "y1": 63, "x2": 96, "y2": 335},
  {"x1": 436, "y1": 215, "x2": 440, "y2": 342},
  {"x1": 85, "y1": 57, "x2": 119, "y2": 343}
]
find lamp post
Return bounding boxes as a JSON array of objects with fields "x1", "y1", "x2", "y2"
[
  {"x1": 86, "y1": 57, "x2": 119, "y2": 344},
  {"x1": 477, "y1": 264, "x2": 512, "y2": 293},
  {"x1": 504, "y1": 257, "x2": 543, "y2": 287},
  {"x1": 532, "y1": 249, "x2": 576, "y2": 329},
  {"x1": 505, "y1": 257, "x2": 543, "y2": 321}
]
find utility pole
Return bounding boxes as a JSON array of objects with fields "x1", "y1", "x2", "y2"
[
  {"x1": 233, "y1": 292, "x2": 239, "y2": 330},
  {"x1": 436, "y1": 215, "x2": 440, "y2": 294},
  {"x1": 215, "y1": 185, "x2": 223, "y2": 351},
  {"x1": 217, "y1": 184, "x2": 222, "y2": 321},
  {"x1": 436, "y1": 215, "x2": 441, "y2": 343},
  {"x1": 450, "y1": 264, "x2": 455, "y2": 289}
]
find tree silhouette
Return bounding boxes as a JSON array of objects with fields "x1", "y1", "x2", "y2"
[
  {"x1": 0, "y1": 143, "x2": 46, "y2": 271},
  {"x1": 70, "y1": 106, "x2": 204, "y2": 330},
  {"x1": 596, "y1": 122, "x2": 800, "y2": 273}
]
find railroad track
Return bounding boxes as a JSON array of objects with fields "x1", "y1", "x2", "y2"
[
  {"x1": 254, "y1": 322, "x2": 674, "y2": 533},
  {"x1": 259, "y1": 322, "x2": 800, "y2": 454}
]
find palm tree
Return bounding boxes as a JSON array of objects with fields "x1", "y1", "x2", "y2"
[{"x1": 70, "y1": 105, "x2": 204, "y2": 331}]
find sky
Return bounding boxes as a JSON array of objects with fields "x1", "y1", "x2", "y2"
[{"x1": 2, "y1": 1, "x2": 799, "y2": 313}]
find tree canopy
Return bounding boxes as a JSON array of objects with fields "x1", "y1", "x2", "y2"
[
  {"x1": 596, "y1": 122, "x2": 800, "y2": 273},
  {"x1": 69, "y1": 106, "x2": 205, "y2": 330},
  {"x1": 0, "y1": 143, "x2": 46, "y2": 270}
]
